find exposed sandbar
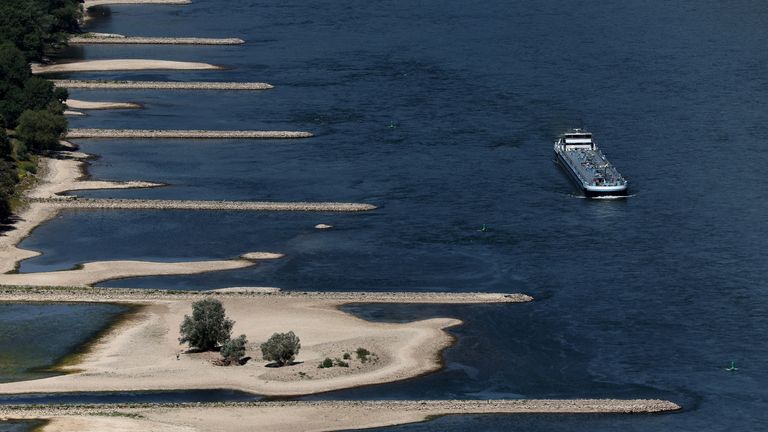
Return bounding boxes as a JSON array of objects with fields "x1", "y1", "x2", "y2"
[
  {"x1": 53, "y1": 80, "x2": 274, "y2": 90},
  {"x1": 66, "y1": 99, "x2": 142, "y2": 110},
  {"x1": 0, "y1": 291, "x2": 531, "y2": 397},
  {"x1": 0, "y1": 254, "x2": 280, "y2": 288},
  {"x1": 38, "y1": 198, "x2": 377, "y2": 212},
  {"x1": 71, "y1": 35, "x2": 245, "y2": 45},
  {"x1": 32, "y1": 60, "x2": 221, "y2": 74},
  {"x1": 66, "y1": 128, "x2": 313, "y2": 139},
  {"x1": 0, "y1": 400, "x2": 682, "y2": 432}
]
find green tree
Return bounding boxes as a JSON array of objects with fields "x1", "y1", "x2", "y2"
[
  {"x1": 220, "y1": 334, "x2": 248, "y2": 366},
  {"x1": 22, "y1": 76, "x2": 55, "y2": 110},
  {"x1": 261, "y1": 331, "x2": 301, "y2": 367},
  {"x1": 15, "y1": 108, "x2": 67, "y2": 152},
  {"x1": 179, "y1": 298, "x2": 234, "y2": 351}
]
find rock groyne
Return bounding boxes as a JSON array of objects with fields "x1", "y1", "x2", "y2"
[
  {"x1": 66, "y1": 129, "x2": 313, "y2": 139},
  {"x1": 53, "y1": 80, "x2": 274, "y2": 90},
  {"x1": 70, "y1": 36, "x2": 246, "y2": 45},
  {"x1": 35, "y1": 198, "x2": 377, "y2": 212},
  {"x1": 0, "y1": 286, "x2": 532, "y2": 304}
]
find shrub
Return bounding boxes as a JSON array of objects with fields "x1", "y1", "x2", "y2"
[
  {"x1": 334, "y1": 358, "x2": 349, "y2": 368},
  {"x1": 356, "y1": 347, "x2": 372, "y2": 363},
  {"x1": 342, "y1": 352, "x2": 351, "y2": 360},
  {"x1": 220, "y1": 334, "x2": 248, "y2": 366},
  {"x1": 318, "y1": 358, "x2": 333, "y2": 368},
  {"x1": 261, "y1": 331, "x2": 300, "y2": 366},
  {"x1": 178, "y1": 298, "x2": 234, "y2": 351}
]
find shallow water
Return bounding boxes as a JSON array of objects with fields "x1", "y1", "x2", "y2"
[
  {"x1": 12, "y1": 0, "x2": 768, "y2": 429},
  {"x1": 0, "y1": 303, "x2": 128, "y2": 383},
  {"x1": 0, "y1": 421, "x2": 44, "y2": 432}
]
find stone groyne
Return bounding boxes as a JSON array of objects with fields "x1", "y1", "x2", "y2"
[
  {"x1": 34, "y1": 198, "x2": 377, "y2": 212},
  {"x1": 53, "y1": 80, "x2": 274, "y2": 90},
  {"x1": 0, "y1": 399, "x2": 682, "y2": 417},
  {"x1": 0, "y1": 286, "x2": 532, "y2": 304},
  {"x1": 70, "y1": 36, "x2": 246, "y2": 45},
  {"x1": 66, "y1": 129, "x2": 313, "y2": 139}
]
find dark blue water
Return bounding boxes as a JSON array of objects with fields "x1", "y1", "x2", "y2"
[
  {"x1": 0, "y1": 303, "x2": 128, "y2": 382},
  {"x1": 16, "y1": 0, "x2": 768, "y2": 429}
]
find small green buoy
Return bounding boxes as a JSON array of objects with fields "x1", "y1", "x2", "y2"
[
  {"x1": 479, "y1": 224, "x2": 488, "y2": 232},
  {"x1": 389, "y1": 120, "x2": 397, "y2": 129},
  {"x1": 725, "y1": 361, "x2": 738, "y2": 372}
]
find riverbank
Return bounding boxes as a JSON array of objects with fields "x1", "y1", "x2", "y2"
[{"x1": 0, "y1": 400, "x2": 682, "y2": 432}]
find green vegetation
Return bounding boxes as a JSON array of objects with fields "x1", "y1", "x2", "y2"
[
  {"x1": 178, "y1": 298, "x2": 234, "y2": 351},
  {"x1": 0, "y1": 0, "x2": 80, "y2": 220},
  {"x1": 318, "y1": 357, "x2": 333, "y2": 368},
  {"x1": 261, "y1": 331, "x2": 301, "y2": 367},
  {"x1": 220, "y1": 334, "x2": 248, "y2": 366},
  {"x1": 356, "y1": 347, "x2": 373, "y2": 363}
]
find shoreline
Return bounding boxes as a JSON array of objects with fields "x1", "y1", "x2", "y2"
[{"x1": 0, "y1": 400, "x2": 682, "y2": 432}]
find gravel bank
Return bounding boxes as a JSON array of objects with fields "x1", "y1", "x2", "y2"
[
  {"x1": 53, "y1": 80, "x2": 274, "y2": 90},
  {"x1": 67, "y1": 128, "x2": 313, "y2": 139},
  {"x1": 35, "y1": 198, "x2": 377, "y2": 212}
]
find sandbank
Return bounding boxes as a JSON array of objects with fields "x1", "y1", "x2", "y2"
[
  {"x1": 32, "y1": 60, "x2": 221, "y2": 74},
  {"x1": 66, "y1": 99, "x2": 142, "y2": 110},
  {"x1": 0, "y1": 400, "x2": 682, "y2": 432},
  {"x1": 0, "y1": 291, "x2": 529, "y2": 396}
]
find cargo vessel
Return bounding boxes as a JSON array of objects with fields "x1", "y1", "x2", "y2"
[{"x1": 554, "y1": 129, "x2": 628, "y2": 198}]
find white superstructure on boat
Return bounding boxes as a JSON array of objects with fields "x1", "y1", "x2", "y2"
[{"x1": 554, "y1": 129, "x2": 628, "y2": 197}]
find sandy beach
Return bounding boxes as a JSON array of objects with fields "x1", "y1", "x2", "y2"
[
  {"x1": 0, "y1": 400, "x2": 682, "y2": 432},
  {"x1": 32, "y1": 60, "x2": 221, "y2": 74}
]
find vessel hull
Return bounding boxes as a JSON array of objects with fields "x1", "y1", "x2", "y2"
[{"x1": 555, "y1": 151, "x2": 628, "y2": 198}]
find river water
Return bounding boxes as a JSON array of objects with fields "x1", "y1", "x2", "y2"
[{"x1": 8, "y1": 0, "x2": 768, "y2": 430}]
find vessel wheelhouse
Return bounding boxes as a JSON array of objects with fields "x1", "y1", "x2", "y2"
[{"x1": 554, "y1": 129, "x2": 628, "y2": 198}]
